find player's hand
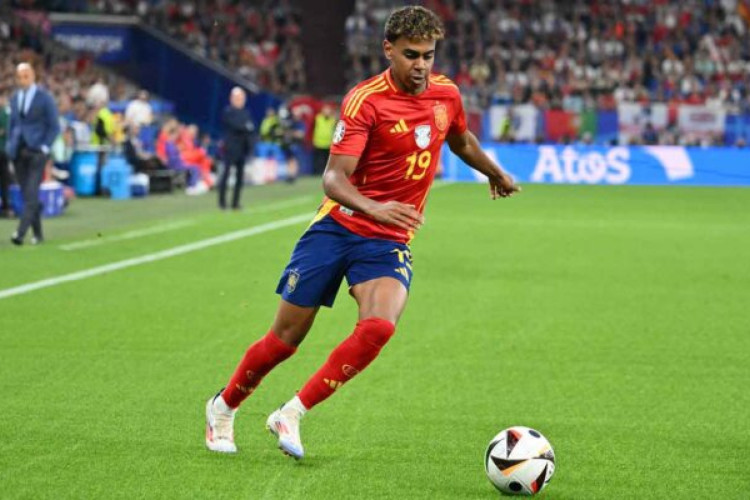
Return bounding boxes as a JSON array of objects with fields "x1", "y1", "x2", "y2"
[
  {"x1": 489, "y1": 171, "x2": 520, "y2": 199},
  {"x1": 368, "y1": 201, "x2": 424, "y2": 232}
]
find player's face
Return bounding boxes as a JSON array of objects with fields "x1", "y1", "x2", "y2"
[
  {"x1": 230, "y1": 90, "x2": 246, "y2": 108},
  {"x1": 384, "y1": 37, "x2": 436, "y2": 94},
  {"x1": 16, "y1": 66, "x2": 35, "y2": 89}
]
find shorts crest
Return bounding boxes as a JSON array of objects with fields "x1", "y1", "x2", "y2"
[{"x1": 287, "y1": 269, "x2": 300, "y2": 293}]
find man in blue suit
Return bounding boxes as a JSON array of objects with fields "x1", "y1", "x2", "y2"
[{"x1": 6, "y1": 63, "x2": 60, "y2": 246}]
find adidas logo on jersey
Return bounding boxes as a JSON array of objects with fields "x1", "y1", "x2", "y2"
[{"x1": 389, "y1": 119, "x2": 408, "y2": 134}]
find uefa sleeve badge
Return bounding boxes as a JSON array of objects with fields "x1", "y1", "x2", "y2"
[{"x1": 332, "y1": 120, "x2": 346, "y2": 144}]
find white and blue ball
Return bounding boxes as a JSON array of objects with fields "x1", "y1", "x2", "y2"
[{"x1": 484, "y1": 426, "x2": 555, "y2": 496}]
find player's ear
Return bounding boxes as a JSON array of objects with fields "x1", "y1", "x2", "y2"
[{"x1": 383, "y1": 39, "x2": 393, "y2": 60}]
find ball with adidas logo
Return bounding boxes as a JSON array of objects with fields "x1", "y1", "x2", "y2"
[{"x1": 484, "y1": 426, "x2": 555, "y2": 496}]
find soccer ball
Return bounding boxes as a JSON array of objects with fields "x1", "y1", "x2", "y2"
[{"x1": 484, "y1": 426, "x2": 555, "y2": 496}]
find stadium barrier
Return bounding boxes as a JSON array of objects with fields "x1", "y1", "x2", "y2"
[{"x1": 442, "y1": 144, "x2": 750, "y2": 186}]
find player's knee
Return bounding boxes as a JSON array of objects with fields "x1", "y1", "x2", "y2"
[
  {"x1": 272, "y1": 324, "x2": 310, "y2": 347},
  {"x1": 356, "y1": 317, "x2": 396, "y2": 348}
]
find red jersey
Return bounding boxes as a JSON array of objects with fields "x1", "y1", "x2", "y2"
[{"x1": 316, "y1": 68, "x2": 467, "y2": 244}]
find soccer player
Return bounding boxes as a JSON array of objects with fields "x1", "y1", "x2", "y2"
[{"x1": 205, "y1": 5, "x2": 519, "y2": 459}]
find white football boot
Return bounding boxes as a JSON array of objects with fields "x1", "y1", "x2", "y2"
[
  {"x1": 205, "y1": 391, "x2": 237, "y2": 453},
  {"x1": 266, "y1": 404, "x2": 305, "y2": 460}
]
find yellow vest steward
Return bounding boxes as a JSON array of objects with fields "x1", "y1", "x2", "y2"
[
  {"x1": 91, "y1": 107, "x2": 115, "y2": 145},
  {"x1": 312, "y1": 114, "x2": 336, "y2": 149}
]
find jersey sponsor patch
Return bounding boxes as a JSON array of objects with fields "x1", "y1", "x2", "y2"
[
  {"x1": 415, "y1": 125, "x2": 431, "y2": 149},
  {"x1": 332, "y1": 120, "x2": 346, "y2": 144}
]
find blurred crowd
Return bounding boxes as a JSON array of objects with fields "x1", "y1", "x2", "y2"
[
  {"x1": 10, "y1": 0, "x2": 750, "y2": 113},
  {"x1": 0, "y1": 21, "x2": 137, "y2": 107},
  {"x1": 12, "y1": 0, "x2": 307, "y2": 95},
  {"x1": 5, "y1": 0, "x2": 750, "y2": 153},
  {"x1": 0, "y1": 13, "x2": 221, "y2": 200},
  {"x1": 142, "y1": 0, "x2": 306, "y2": 95},
  {"x1": 346, "y1": 0, "x2": 750, "y2": 114}
]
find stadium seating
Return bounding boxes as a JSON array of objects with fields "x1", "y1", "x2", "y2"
[
  {"x1": 6, "y1": 0, "x2": 749, "y2": 147},
  {"x1": 345, "y1": 0, "x2": 750, "y2": 113},
  {"x1": 46, "y1": 0, "x2": 306, "y2": 95}
]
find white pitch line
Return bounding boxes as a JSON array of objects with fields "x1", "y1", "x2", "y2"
[
  {"x1": 59, "y1": 220, "x2": 197, "y2": 251},
  {"x1": 1, "y1": 184, "x2": 457, "y2": 301},
  {"x1": 59, "y1": 195, "x2": 316, "y2": 251},
  {"x1": 0, "y1": 213, "x2": 312, "y2": 301}
]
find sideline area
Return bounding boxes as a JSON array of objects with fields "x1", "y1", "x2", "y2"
[
  {"x1": 0, "y1": 178, "x2": 322, "y2": 247},
  {"x1": 0, "y1": 178, "x2": 322, "y2": 289}
]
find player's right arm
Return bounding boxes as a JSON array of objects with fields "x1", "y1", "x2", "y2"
[{"x1": 323, "y1": 154, "x2": 423, "y2": 232}]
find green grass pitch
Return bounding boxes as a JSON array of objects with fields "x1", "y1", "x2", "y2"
[{"x1": 1, "y1": 179, "x2": 748, "y2": 499}]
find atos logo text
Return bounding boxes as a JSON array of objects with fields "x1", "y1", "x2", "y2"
[{"x1": 531, "y1": 146, "x2": 631, "y2": 184}]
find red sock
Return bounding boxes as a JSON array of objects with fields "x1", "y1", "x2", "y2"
[
  {"x1": 297, "y1": 317, "x2": 395, "y2": 409},
  {"x1": 221, "y1": 331, "x2": 296, "y2": 408}
]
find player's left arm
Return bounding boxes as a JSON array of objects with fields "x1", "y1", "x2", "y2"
[{"x1": 447, "y1": 129, "x2": 520, "y2": 199}]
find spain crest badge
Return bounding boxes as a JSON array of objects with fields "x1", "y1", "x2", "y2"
[
  {"x1": 433, "y1": 103, "x2": 448, "y2": 132},
  {"x1": 287, "y1": 269, "x2": 300, "y2": 293}
]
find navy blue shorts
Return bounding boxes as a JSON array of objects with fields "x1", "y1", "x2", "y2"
[{"x1": 276, "y1": 215, "x2": 413, "y2": 308}]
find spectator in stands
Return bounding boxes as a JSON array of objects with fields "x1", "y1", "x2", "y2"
[
  {"x1": 178, "y1": 123, "x2": 214, "y2": 188},
  {"x1": 7, "y1": 63, "x2": 59, "y2": 246},
  {"x1": 90, "y1": 98, "x2": 115, "y2": 195},
  {"x1": 51, "y1": 123, "x2": 74, "y2": 176},
  {"x1": 642, "y1": 122, "x2": 659, "y2": 145},
  {"x1": 155, "y1": 117, "x2": 178, "y2": 164},
  {"x1": 311, "y1": 104, "x2": 336, "y2": 176},
  {"x1": 218, "y1": 86, "x2": 255, "y2": 210},
  {"x1": 579, "y1": 132, "x2": 594, "y2": 146},
  {"x1": 68, "y1": 97, "x2": 92, "y2": 148},
  {"x1": 0, "y1": 92, "x2": 13, "y2": 218},
  {"x1": 86, "y1": 76, "x2": 109, "y2": 107},
  {"x1": 163, "y1": 124, "x2": 206, "y2": 195},
  {"x1": 124, "y1": 89, "x2": 153, "y2": 128},
  {"x1": 200, "y1": 131, "x2": 218, "y2": 159},
  {"x1": 273, "y1": 106, "x2": 305, "y2": 183},
  {"x1": 497, "y1": 106, "x2": 514, "y2": 142},
  {"x1": 341, "y1": 0, "x2": 750, "y2": 128},
  {"x1": 259, "y1": 107, "x2": 279, "y2": 142},
  {"x1": 99, "y1": 0, "x2": 306, "y2": 95},
  {"x1": 90, "y1": 99, "x2": 115, "y2": 147},
  {"x1": 124, "y1": 123, "x2": 166, "y2": 174}
]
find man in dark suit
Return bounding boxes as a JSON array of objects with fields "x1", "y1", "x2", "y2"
[
  {"x1": 218, "y1": 87, "x2": 255, "y2": 210},
  {"x1": 6, "y1": 63, "x2": 60, "y2": 245}
]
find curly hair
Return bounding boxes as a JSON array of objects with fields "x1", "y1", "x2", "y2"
[{"x1": 384, "y1": 6, "x2": 445, "y2": 43}]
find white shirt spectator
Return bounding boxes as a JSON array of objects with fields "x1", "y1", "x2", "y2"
[
  {"x1": 70, "y1": 120, "x2": 92, "y2": 148},
  {"x1": 86, "y1": 80, "x2": 109, "y2": 106},
  {"x1": 125, "y1": 96, "x2": 153, "y2": 127},
  {"x1": 662, "y1": 58, "x2": 685, "y2": 76}
]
